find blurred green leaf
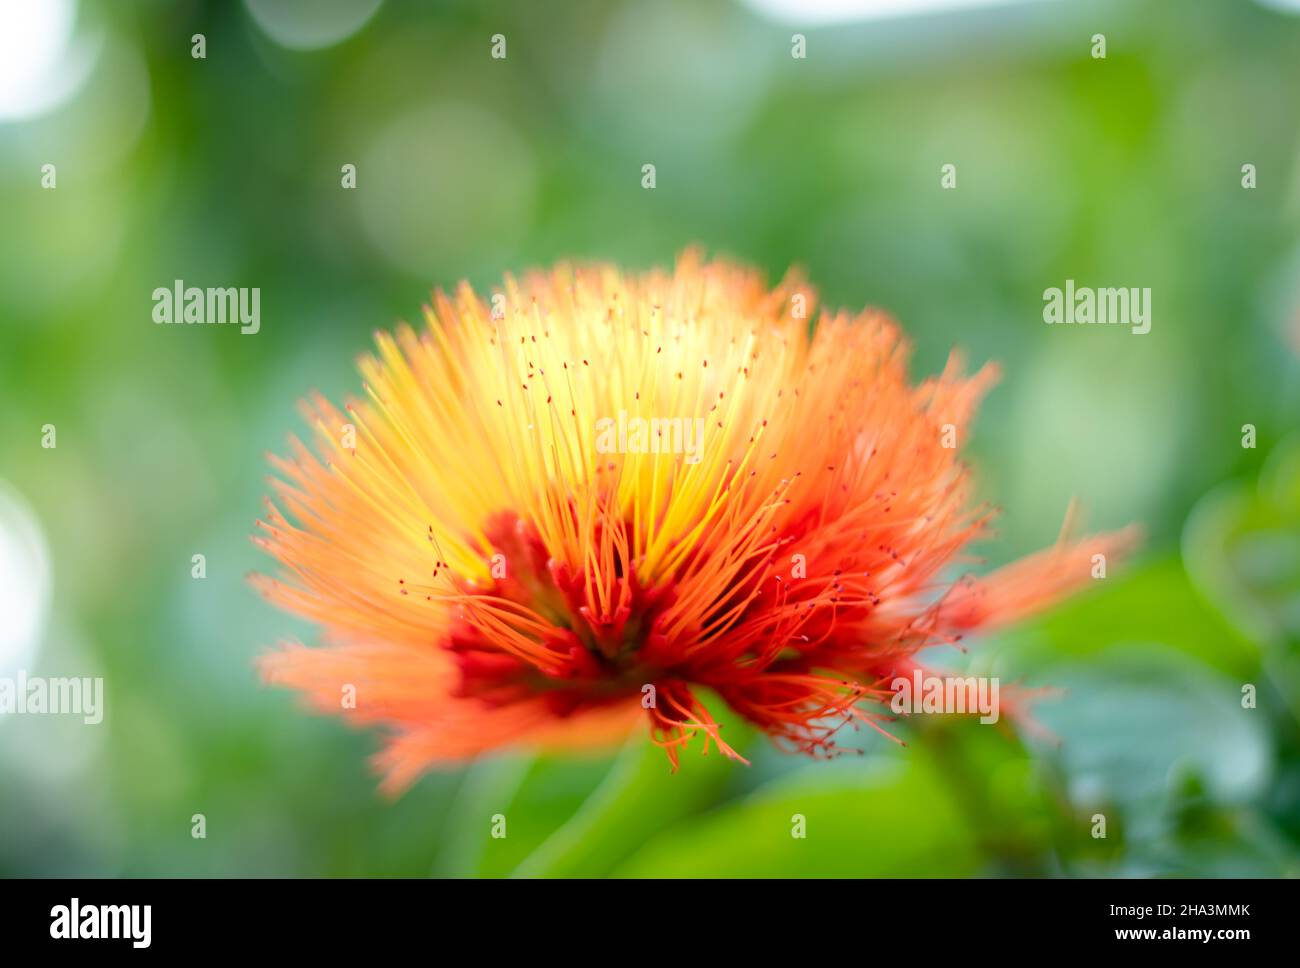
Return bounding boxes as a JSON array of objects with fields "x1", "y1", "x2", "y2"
[
  {"x1": 608, "y1": 753, "x2": 981, "y2": 878},
  {"x1": 475, "y1": 755, "x2": 622, "y2": 876},
  {"x1": 513, "y1": 724, "x2": 747, "y2": 877},
  {"x1": 903, "y1": 717, "x2": 1060, "y2": 875},
  {"x1": 1030, "y1": 645, "x2": 1272, "y2": 863},
  {"x1": 996, "y1": 556, "x2": 1261, "y2": 680},
  {"x1": 1184, "y1": 437, "x2": 1300, "y2": 648},
  {"x1": 430, "y1": 755, "x2": 534, "y2": 877}
]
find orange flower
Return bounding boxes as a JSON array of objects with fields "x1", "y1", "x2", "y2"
[{"x1": 254, "y1": 251, "x2": 1133, "y2": 793}]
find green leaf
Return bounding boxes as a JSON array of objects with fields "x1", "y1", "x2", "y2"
[
  {"x1": 1183, "y1": 436, "x2": 1300, "y2": 649},
  {"x1": 513, "y1": 723, "x2": 747, "y2": 877},
  {"x1": 608, "y1": 753, "x2": 983, "y2": 877},
  {"x1": 1029, "y1": 644, "x2": 1272, "y2": 861},
  {"x1": 994, "y1": 556, "x2": 1260, "y2": 680},
  {"x1": 430, "y1": 754, "x2": 535, "y2": 876},
  {"x1": 471, "y1": 753, "x2": 624, "y2": 876}
]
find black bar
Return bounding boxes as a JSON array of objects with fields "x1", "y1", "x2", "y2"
[{"x1": 0, "y1": 877, "x2": 1278, "y2": 954}]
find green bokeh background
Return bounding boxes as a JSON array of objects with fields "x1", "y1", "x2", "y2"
[{"x1": 2, "y1": 0, "x2": 1299, "y2": 876}]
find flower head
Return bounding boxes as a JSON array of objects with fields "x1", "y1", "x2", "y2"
[{"x1": 255, "y1": 251, "x2": 1132, "y2": 793}]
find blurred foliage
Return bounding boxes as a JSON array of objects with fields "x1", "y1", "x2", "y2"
[{"x1": 1, "y1": 0, "x2": 1299, "y2": 876}]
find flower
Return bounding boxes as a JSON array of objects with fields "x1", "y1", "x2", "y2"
[{"x1": 254, "y1": 251, "x2": 1133, "y2": 793}]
